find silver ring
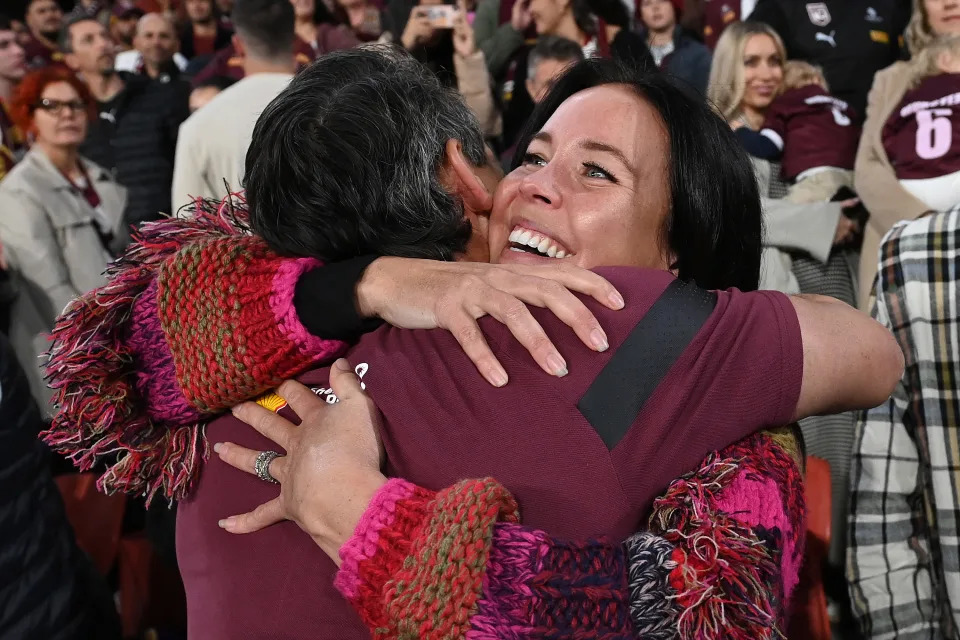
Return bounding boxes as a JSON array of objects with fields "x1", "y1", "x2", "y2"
[{"x1": 254, "y1": 450, "x2": 281, "y2": 484}]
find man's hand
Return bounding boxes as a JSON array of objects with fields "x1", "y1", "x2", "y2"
[
  {"x1": 356, "y1": 257, "x2": 625, "y2": 386},
  {"x1": 216, "y1": 362, "x2": 387, "y2": 564}
]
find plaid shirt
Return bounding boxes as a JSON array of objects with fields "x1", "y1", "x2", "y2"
[{"x1": 848, "y1": 204, "x2": 960, "y2": 639}]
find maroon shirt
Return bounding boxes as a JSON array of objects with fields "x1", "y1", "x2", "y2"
[
  {"x1": 177, "y1": 267, "x2": 803, "y2": 639},
  {"x1": 21, "y1": 33, "x2": 64, "y2": 70},
  {"x1": 882, "y1": 73, "x2": 960, "y2": 180},
  {"x1": 702, "y1": 1, "x2": 741, "y2": 50},
  {"x1": 760, "y1": 84, "x2": 860, "y2": 181}
]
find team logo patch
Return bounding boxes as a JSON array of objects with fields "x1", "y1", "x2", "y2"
[
  {"x1": 870, "y1": 30, "x2": 890, "y2": 44},
  {"x1": 806, "y1": 3, "x2": 831, "y2": 27},
  {"x1": 255, "y1": 391, "x2": 287, "y2": 413},
  {"x1": 865, "y1": 7, "x2": 883, "y2": 23}
]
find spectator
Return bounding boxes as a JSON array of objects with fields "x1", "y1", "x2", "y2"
[
  {"x1": 63, "y1": 14, "x2": 190, "y2": 237},
  {"x1": 108, "y1": 0, "x2": 144, "y2": 52},
  {"x1": 709, "y1": 23, "x2": 862, "y2": 580},
  {"x1": 179, "y1": 0, "x2": 232, "y2": 60},
  {"x1": 747, "y1": 0, "x2": 912, "y2": 119},
  {"x1": 849, "y1": 205, "x2": 960, "y2": 639},
  {"x1": 331, "y1": 0, "x2": 383, "y2": 41},
  {"x1": 171, "y1": 0, "x2": 297, "y2": 209},
  {"x1": 473, "y1": 0, "x2": 532, "y2": 77},
  {"x1": 216, "y1": 0, "x2": 236, "y2": 17},
  {"x1": 855, "y1": 0, "x2": 960, "y2": 310},
  {"x1": 291, "y1": 0, "x2": 359, "y2": 58},
  {"x1": 0, "y1": 14, "x2": 27, "y2": 181},
  {"x1": 188, "y1": 73, "x2": 234, "y2": 111},
  {"x1": 115, "y1": 12, "x2": 188, "y2": 79},
  {"x1": 638, "y1": 0, "x2": 711, "y2": 94},
  {"x1": 879, "y1": 34, "x2": 960, "y2": 213},
  {"x1": 21, "y1": 0, "x2": 65, "y2": 69},
  {"x1": 0, "y1": 67, "x2": 125, "y2": 408},
  {"x1": 525, "y1": 34, "x2": 582, "y2": 102},
  {"x1": 734, "y1": 60, "x2": 860, "y2": 203},
  {"x1": 0, "y1": 332, "x2": 122, "y2": 640}
]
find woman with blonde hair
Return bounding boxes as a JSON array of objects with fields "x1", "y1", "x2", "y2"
[
  {"x1": 707, "y1": 20, "x2": 863, "y2": 578},
  {"x1": 854, "y1": 0, "x2": 960, "y2": 310}
]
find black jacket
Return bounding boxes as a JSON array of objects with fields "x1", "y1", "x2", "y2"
[
  {"x1": 639, "y1": 25, "x2": 712, "y2": 96},
  {"x1": 0, "y1": 333, "x2": 120, "y2": 640},
  {"x1": 81, "y1": 72, "x2": 190, "y2": 238},
  {"x1": 748, "y1": 0, "x2": 911, "y2": 118}
]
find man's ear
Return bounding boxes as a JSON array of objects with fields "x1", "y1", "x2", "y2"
[
  {"x1": 443, "y1": 138, "x2": 493, "y2": 212},
  {"x1": 231, "y1": 33, "x2": 245, "y2": 58},
  {"x1": 63, "y1": 51, "x2": 79, "y2": 70}
]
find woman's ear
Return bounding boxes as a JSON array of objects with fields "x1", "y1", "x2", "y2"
[{"x1": 443, "y1": 138, "x2": 494, "y2": 213}]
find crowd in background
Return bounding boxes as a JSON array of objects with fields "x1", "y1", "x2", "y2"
[{"x1": 0, "y1": 0, "x2": 958, "y2": 638}]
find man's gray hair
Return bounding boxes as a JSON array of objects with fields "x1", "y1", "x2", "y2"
[
  {"x1": 527, "y1": 35, "x2": 585, "y2": 80},
  {"x1": 246, "y1": 45, "x2": 488, "y2": 261}
]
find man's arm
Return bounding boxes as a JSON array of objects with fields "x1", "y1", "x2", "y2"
[
  {"x1": 170, "y1": 117, "x2": 211, "y2": 216},
  {"x1": 791, "y1": 293, "x2": 904, "y2": 419}
]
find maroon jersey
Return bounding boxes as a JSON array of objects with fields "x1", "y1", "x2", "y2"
[
  {"x1": 190, "y1": 38, "x2": 318, "y2": 86},
  {"x1": 702, "y1": 1, "x2": 742, "y2": 50},
  {"x1": 882, "y1": 73, "x2": 960, "y2": 180},
  {"x1": 759, "y1": 84, "x2": 860, "y2": 181},
  {"x1": 177, "y1": 267, "x2": 803, "y2": 639},
  {"x1": 21, "y1": 33, "x2": 64, "y2": 70}
]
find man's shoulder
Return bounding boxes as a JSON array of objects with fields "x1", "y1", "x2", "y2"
[{"x1": 884, "y1": 207, "x2": 960, "y2": 247}]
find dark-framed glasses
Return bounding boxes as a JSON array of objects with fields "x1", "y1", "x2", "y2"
[{"x1": 35, "y1": 98, "x2": 87, "y2": 116}]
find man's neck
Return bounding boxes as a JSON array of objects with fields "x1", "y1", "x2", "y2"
[
  {"x1": 36, "y1": 140, "x2": 80, "y2": 176},
  {"x1": 243, "y1": 56, "x2": 296, "y2": 77},
  {"x1": 31, "y1": 29, "x2": 58, "y2": 49},
  {"x1": 143, "y1": 59, "x2": 163, "y2": 79},
  {"x1": 82, "y1": 71, "x2": 124, "y2": 103},
  {"x1": 648, "y1": 25, "x2": 674, "y2": 47}
]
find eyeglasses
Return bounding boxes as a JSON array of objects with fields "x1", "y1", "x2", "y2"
[{"x1": 34, "y1": 98, "x2": 87, "y2": 116}]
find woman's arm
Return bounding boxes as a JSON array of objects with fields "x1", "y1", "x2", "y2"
[
  {"x1": 219, "y1": 370, "x2": 805, "y2": 639},
  {"x1": 0, "y1": 188, "x2": 82, "y2": 318}
]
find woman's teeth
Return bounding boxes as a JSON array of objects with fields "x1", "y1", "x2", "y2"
[{"x1": 508, "y1": 228, "x2": 567, "y2": 258}]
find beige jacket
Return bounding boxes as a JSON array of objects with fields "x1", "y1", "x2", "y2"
[
  {"x1": 0, "y1": 149, "x2": 125, "y2": 411},
  {"x1": 854, "y1": 61, "x2": 930, "y2": 310}
]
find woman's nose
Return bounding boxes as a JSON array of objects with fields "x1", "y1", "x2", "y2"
[{"x1": 518, "y1": 168, "x2": 562, "y2": 208}]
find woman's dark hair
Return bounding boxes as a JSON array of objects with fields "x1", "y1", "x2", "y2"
[
  {"x1": 570, "y1": 0, "x2": 597, "y2": 36},
  {"x1": 512, "y1": 58, "x2": 763, "y2": 292}
]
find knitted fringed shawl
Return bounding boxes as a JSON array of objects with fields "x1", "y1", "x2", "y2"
[{"x1": 41, "y1": 195, "x2": 344, "y2": 505}]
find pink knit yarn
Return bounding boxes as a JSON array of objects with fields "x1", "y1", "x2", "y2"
[
  {"x1": 335, "y1": 478, "x2": 417, "y2": 599},
  {"x1": 269, "y1": 257, "x2": 331, "y2": 358},
  {"x1": 715, "y1": 468, "x2": 802, "y2": 600}
]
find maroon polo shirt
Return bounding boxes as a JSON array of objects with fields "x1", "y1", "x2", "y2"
[
  {"x1": 759, "y1": 84, "x2": 860, "y2": 181},
  {"x1": 177, "y1": 267, "x2": 803, "y2": 639},
  {"x1": 882, "y1": 73, "x2": 960, "y2": 180}
]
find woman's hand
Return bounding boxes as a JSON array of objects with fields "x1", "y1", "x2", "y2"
[
  {"x1": 452, "y1": 0, "x2": 477, "y2": 57},
  {"x1": 401, "y1": 7, "x2": 434, "y2": 50},
  {"x1": 215, "y1": 361, "x2": 387, "y2": 564},
  {"x1": 834, "y1": 198, "x2": 862, "y2": 246},
  {"x1": 356, "y1": 257, "x2": 625, "y2": 386}
]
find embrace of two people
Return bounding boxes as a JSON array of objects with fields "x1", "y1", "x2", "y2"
[{"x1": 44, "y1": 44, "x2": 903, "y2": 639}]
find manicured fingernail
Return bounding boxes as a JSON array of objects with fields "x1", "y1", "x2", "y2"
[
  {"x1": 230, "y1": 405, "x2": 240, "y2": 415},
  {"x1": 547, "y1": 353, "x2": 568, "y2": 377},
  {"x1": 489, "y1": 367, "x2": 508, "y2": 387},
  {"x1": 334, "y1": 358, "x2": 351, "y2": 371},
  {"x1": 213, "y1": 442, "x2": 222, "y2": 454},
  {"x1": 590, "y1": 329, "x2": 608, "y2": 352},
  {"x1": 609, "y1": 291, "x2": 625, "y2": 309},
  {"x1": 218, "y1": 519, "x2": 227, "y2": 528}
]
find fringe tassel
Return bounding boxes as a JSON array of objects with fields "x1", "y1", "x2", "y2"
[
  {"x1": 648, "y1": 446, "x2": 785, "y2": 640},
  {"x1": 41, "y1": 194, "x2": 251, "y2": 505}
]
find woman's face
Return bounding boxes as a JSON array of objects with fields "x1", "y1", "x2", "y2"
[
  {"x1": 926, "y1": 0, "x2": 960, "y2": 36},
  {"x1": 290, "y1": 0, "x2": 316, "y2": 19},
  {"x1": 32, "y1": 81, "x2": 88, "y2": 148},
  {"x1": 488, "y1": 84, "x2": 672, "y2": 271},
  {"x1": 530, "y1": 0, "x2": 570, "y2": 37},
  {"x1": 741, "y1": 34, "x2": 783, "y2": 113}
]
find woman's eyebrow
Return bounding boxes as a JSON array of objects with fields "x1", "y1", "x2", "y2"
[
  {"x1": 532, "y1": 131, "x2": 553, "y2": 146},
  {"x1": 581, "y1": 140, "x2": 636, "y2": 173}
]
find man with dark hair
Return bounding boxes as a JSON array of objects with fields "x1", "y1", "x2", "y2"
[
  {"x1": 0, "y1": 14, "x2": 26, "y2": 181},
  {"x1": 62, "y1": 14, "x2": 190, "y2": 243},
  {"x1": 171, "y1": 0, "x2": 296, "y2": 211},
  {"x1": 525, "y1": 34, "x2": 583, "y2": 103},
  {"x1": 21, "y1": 0, "x2": 64, "y2": 69}
]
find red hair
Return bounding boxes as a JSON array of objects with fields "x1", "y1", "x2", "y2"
[{"x1": 9, "y1": 67, "x2": 97, "y2": 133}]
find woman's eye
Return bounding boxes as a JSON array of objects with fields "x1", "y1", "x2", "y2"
[
  {"x1": 522, "y1": 153, "x2": 547, "y2": 167},
  {"x1": 584, "y1": 163, "x2": 616, "y2": 182}
]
